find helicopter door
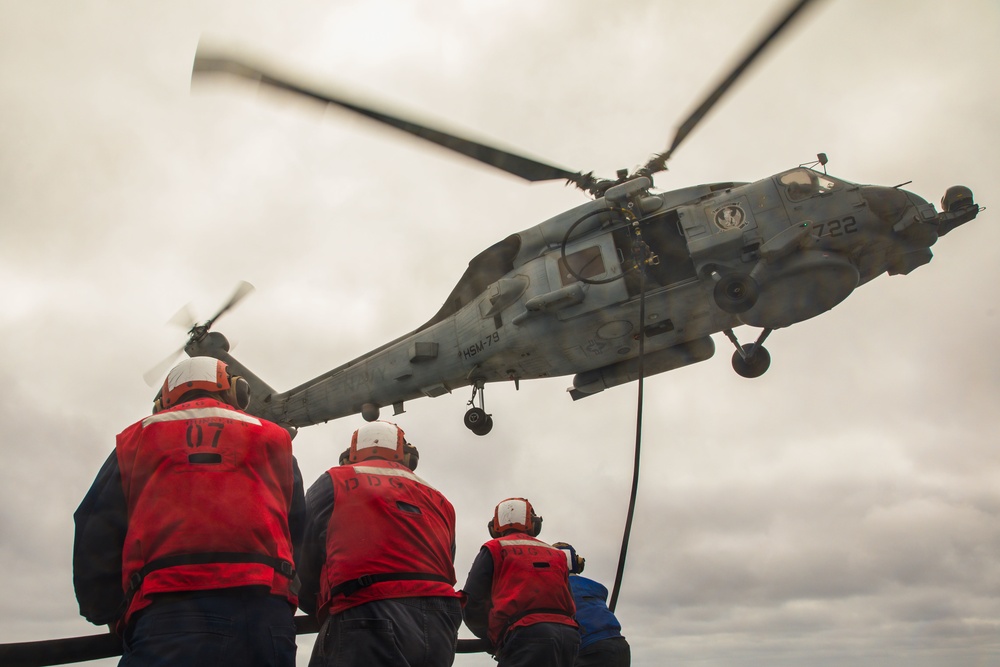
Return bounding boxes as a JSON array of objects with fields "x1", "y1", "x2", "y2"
[
  {"x1": 612, "y1": 210, "x2": 698, "y2": 296},
  {"x1": 546, "y1": 234, "x2": 628, "y2": 320}
]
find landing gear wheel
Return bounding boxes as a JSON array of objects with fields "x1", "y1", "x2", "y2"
[
  {"x1": 464, "y1": 407, "x2": 492, "y2": 435},
  {"x1": 714, "y1": 273, "x2": 759, "y2": 314},
  {"x1": 471, "y1": 416, "x2": 494, "y2": 436},
  {"x1": 732, "y1": 344, "x2": 770, "y2": 378}
]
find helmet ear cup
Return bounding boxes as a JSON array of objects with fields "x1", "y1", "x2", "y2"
[
  {"x1": 224, "y1": 376, "x2": 251, "y2": 410},
  {"x1": 488, "y1": 519, "x2": 501, "y2": 539},
  {"x1": 529, "y1": 514, "x2": 543, "y2": 537},
  {"x1": 402, "y1": 442, "x2": 419, "y2": 471},
  {"x1": 235, "y1": 376, "x2": 251, "y2": 410}
]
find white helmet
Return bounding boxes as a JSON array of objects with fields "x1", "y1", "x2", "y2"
[
  {"x1": 154, "y1": 357, "x2": 249, "y2": 412},
  {"x1": 348, "y1": 421, "x2": 418, "y2": 470},
  {"x1": 489, "y1": 497, "x2": 542, "y2": 538}
]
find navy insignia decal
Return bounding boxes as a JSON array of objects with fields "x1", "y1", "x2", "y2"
[{"x1": 713, "y1": 204, "x2": 747, "y2": 230}]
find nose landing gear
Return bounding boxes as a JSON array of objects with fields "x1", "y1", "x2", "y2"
[{"x1": 464, "y1": 379, "x2": 494, "y2": 436}]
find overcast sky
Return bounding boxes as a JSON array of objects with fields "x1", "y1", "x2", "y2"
[{"x1": 2, "y1": 1, "x2": 998, "y2": 665}]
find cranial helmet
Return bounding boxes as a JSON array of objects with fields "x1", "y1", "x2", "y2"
[
  {"x1": 155, "y1": 357, "x2": 250, "y2": 412},
  {"x1": 489, "y1": 497, "x2": 542, "y2": 538},
  {"x1": 348, "y1": 421, "x2": 419, "y2": 471},
  {"x1": 552, "y1": 542, "x2": 586, "y2": 574}
]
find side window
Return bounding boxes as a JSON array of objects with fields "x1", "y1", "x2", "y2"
[{"x1": 558, "y1": 246, "x2": 605, "y2": 286}]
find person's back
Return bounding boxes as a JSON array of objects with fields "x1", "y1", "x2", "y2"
[
  {"x1": 554, "y1": 542, "x2": 631, "y2": 667},
  {"x1": 299, "y1": 421, "x2": 462, "y2": 667},
  {"x1": 462, "y1": 498, "x2": 580, "y2": 667},
  {"x1": 74, "y1": 356, "x2": 304, "y2": 667}
]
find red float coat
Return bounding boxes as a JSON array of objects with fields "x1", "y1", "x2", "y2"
[
  {"x1": 116, "y1": 397, "x2": 298, "y2": 624},
  {"x1": 484, "y1": 534, "x2": 578, "y2": 647},
  {"x1": 318, "y1": 460, "x2": 459, "y2": 617}
]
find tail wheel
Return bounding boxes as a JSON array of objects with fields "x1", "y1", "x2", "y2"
[{"x1": 714, "y1": 273, "x2": 759, "y2": 314}]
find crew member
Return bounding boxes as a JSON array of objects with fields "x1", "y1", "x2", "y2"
[
  {"x1": 73, "y1": 356, "x2": 305, "y2": 667},
  {"x1": 553, "y1": 542, "x2": 631, "y2": 667},
  {"x1": 462, "y1": 498, "x2": 580, "y2": 666},
  {"x1": 298, "y1": 420, "x2": 462, "y2": 667}
]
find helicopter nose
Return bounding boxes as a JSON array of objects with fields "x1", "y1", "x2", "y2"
[
  {"x1": 861, "y1": 185, "x2": 938, "y2": 246},
  {"x1": 861, "y1": 186, "x2": 918, "y2": 225}
]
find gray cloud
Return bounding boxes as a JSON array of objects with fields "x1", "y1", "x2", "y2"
[{"x1": 2, "y1": 1, "x2": 999, "y2": 666}]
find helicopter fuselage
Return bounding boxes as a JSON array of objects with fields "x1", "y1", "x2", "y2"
[{"x1": 188, "y1": 166, "x2": 979, "y2": 433}]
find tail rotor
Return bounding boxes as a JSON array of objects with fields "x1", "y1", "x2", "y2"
[{"x1": 142, "y1": 281, "x2": 255, "y2": 386}]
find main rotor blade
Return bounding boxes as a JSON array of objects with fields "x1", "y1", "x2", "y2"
[
  {"x1": 142, "y1": 345, "x2": 185, "y2": 387},
  {"x1": 167, "y1": 303, "x2": 198, "y2": 331},
  {"x1": 203, "y1": 280, "x2": 255, "y2": 330},
  {"x1": 640, "y1": 0, "x2": 821, "y2": 176},
  {"x1": 192, "y1": 50, "x2": 594, "y2": 190}
]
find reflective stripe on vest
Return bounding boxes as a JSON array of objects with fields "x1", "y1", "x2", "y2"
[
  {"x1": 143, "y1": 407, "x2": 262, "y2": 427},
  {"x1": 349, "y1": 464, "x2": 436, "y2": 490}
]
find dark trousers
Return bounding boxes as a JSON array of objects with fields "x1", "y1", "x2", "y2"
[
  {"x1": 309, "y1": 596, "x2": 463, "y2": 667},
  {"x1": 120, "y1": 589, "x2": 296, "y2": 667},
  {"x1": 576, "y1": 637, "x2": 631, "y2": 667},
  {"x1": 498, "y1": 623, "x2": 581, "y2": 667}
]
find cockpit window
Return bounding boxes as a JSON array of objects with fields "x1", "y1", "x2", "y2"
[{"x1": 779, "y1": 168, "x2": 837, "y2": 202}]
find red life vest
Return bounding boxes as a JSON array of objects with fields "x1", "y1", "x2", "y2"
[
  {"x1": 484, "y1": 534, "x2": 578, "y2": 647},
  {"x1": 116, "y1": 398, "x2": 297, "y2": 624},
  {"x1": 318, "y1": 460, "x2": 459, "y2": 617}
]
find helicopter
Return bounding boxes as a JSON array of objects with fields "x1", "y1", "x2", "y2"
[{"x1": 158, "y1": 0, "x2": 980, "y2": 438}]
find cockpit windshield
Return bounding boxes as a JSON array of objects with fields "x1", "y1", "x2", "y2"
[{"x1": 779, "y1": 168, "x2": 838, "y2": 202}]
